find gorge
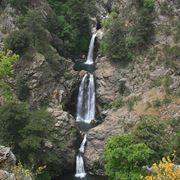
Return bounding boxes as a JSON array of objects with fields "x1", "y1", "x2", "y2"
[{"x1": 0, "y1": 0, "x2": 179, "y2": 180}]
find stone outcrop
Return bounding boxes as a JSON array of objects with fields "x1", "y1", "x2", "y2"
[{"x1": 0, "y1": 146, "x2": 16, "y2": 180}]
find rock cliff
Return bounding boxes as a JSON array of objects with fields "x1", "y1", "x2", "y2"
[{"x1": 84, "y1": 0, "x2": 180, "y2": 175}]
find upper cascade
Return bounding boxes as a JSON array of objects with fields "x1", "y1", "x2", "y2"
[{"x1": 85, "y1": 33, "x2": 97, "y2": 65}]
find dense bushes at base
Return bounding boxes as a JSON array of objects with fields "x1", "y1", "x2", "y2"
[
  {"x1": 104, "y1": 115, "x2": 179, "y2": 180},
  {"x1": 104, "y1": 134, "x2": 153, "y2": 180},
  {"x1": 0, "y1": 102, "x2": 55, "y2": 168}
]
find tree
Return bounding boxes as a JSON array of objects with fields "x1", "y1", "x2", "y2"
[
  {"x1": 0, "y1": 50, "x2": 18, "y2": 101},
  {"x1": 0, "y1": 102, "x2": 55, "y2": 168},
  {"x1": 5, "y1": 30, "x2": 31, "y2": 55},
  {"x1": 104, "y1": 134, "x2": 153, "y2": 180},
  {"x1": 133, "y1": 116, "x2": 172, "y2": 160}
]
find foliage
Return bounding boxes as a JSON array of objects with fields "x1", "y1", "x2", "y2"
[
  {"x1": 101, "y1": 0, "x2": 155, "y2": 62},
  {"x1": 12, "y1": 162, "x2": 50, "y2": 180},
  {"x1": 141, "y1": 154, "x2": 180, "y2": 180},
  {"x1": 47, "y1": 0, "x2": 90, "y2": 57},
  {"x1": 100, "y1": 16, "x2": 134, "y2": 62},
  {"x1": 104, "y1": 97, "x2": 125, "y2": 110},
  {"x1": 133, "y1": 116, "x2": 172, "y2": 160},
  {"x1": 0, "y1": 50, "x2": 18, "y2": 77},
  {"x1": 16, "y1": 74, "x2": 30, "y2": 101},
  {"x1": 5, "y1": 30, "x2": 31, "y2": 55},
  {"x1": 135, "y1": 0, "x2": 155, "y2": 47},
  {"x1": 0, "y1": 50, "x2": 18, "y2": 100},
  {"x1": 104, "y1": 134, "x2": 153, "y2": 180},
  {"x1": 9, "y1": 0, "x2": 28, "y2": 13},
  {"x1": 19, "y1": 10, "x2": 46, "y2": 47},
  {"x1": 0, "y1": 102, "x2": 55, "y2": 168}
]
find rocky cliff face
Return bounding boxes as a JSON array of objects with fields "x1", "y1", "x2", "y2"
[
  {"x1": 84, "y1": 0, "x2": 180, "y2": 175},
  {"x1": 0, "y1": 1, "x2": 80, "y2": 177}
]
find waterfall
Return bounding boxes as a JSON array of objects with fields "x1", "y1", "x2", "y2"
[
  {"x1": 75, "y1": 135, "x2": 87, "y2": 178},
  {"x1": 76, "y1": 74, "x2": 95, "y2": 123},
  {"x1": 85, "y1": 34, "x2": 96, "y2": 65},
  {"x1": 76, "y1": 34, "x2": 96, "y2": 123},
  {"x1": 75, "y1": 155, "x2": 86, "y2": 178},
  {"x1": 79, "y1": 134, "x2": 87, "y2": 153},
  {"x1": 75, "y1": 33, "x2": 96, "y2": 178}
]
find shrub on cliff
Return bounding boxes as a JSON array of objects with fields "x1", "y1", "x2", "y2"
[
  {"x1": 5, "y1": 30, "x2": 31, "y2": 55},
  {"x1": 104, "y1": 134, "x2": 153, "y2": 180}
]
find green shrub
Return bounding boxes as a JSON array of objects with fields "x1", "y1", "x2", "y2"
[
  {"x1": 152, "y1": 99, "x2": 162, "y2": 108},
  {"x1": 101, "y1": 18, "x2": 134, "y2": 62},
  {"x1": 16, "y1": 75, "x2": 30, "y2": 101},
  {"x1": 133, "y1": 115, "x2": 172, "y2": 160},
  {"x1": 9, "y1": 0, "x2": 28, "y2": 13},
  {"x1": 5, "y1": 30, "x2": 31, "y2": 55},
  {"x1": 0, "y1": 102, "x2": 55, "y2": 168},
  {"x1": 104, "y1": 134, "x2": 153, "y2": 180},
  {"x1": 105, "y1": 97, "x2": 125, "y2": 110}
]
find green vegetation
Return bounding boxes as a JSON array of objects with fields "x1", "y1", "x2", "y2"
[
  {"x1": 15, "y1": 74, "x2": 30, "y2": 101},
  {"x1": 104, "y1": 134, "x2": 153, "y2": 180},
  {"x1": 133, "y1": 116, "x2": 172, "y2": 160},
  {"x1": 0, "y1": 102, "x2": 55, "y2": 168},
  {"x1": 101, "y1": 0, "x2": 155, "y2": 62},
  {"x1": 0, "y1": 50, "x2": 19, "y2": 100},
  {"x1": 104, "y1": 115, "x2": 179, "y2": 179},
  {"x1": 6, "y1": 0, "x2": 92, "y2": 59},
  {"x1": 104, "y1": 96, "x2": 141, "y2": 111},
  {"x1": 47, "y1": 0, "x2": 90, "y2": 57},
  {"x1": 5, "y1": 30, "x2": 31, "y2": 55}
]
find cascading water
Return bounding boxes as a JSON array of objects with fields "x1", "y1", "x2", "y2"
[
  {"x1": 76, "y1": 34, "x2": 96, "y2": 123},
  {"x1": 79, "y1": 134, "x2": 87, "y2": 153},
  {"x1": 75, "y1": 34, "x2": 96, "y2": 179},
  {"x1": 76, "y1": 74, "x2": 95, "y2": 123},
  {"x1": 85, "y1": 33, "x2": 96, "y2": 65},
  {"x1": 75, "y1": 135, "x2": 87, "y2": 178}
]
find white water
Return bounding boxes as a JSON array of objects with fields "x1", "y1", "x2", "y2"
[
  {"x1": 75, "y1": 155, "x2": 86, "y2": 178},
  {"x1": 75, "y1": 34, "x2": 96, "y2": 179},
  {"x1": 79, "y1": 134, "x2": 87, "y2": 153},
  {"x1": 85, "y1": 34, "x2": 96, "y2": 64},
  {"x1": 76, "y1": 74, "x2": 95, "y2": 123},
  {"x1": 76, "y1": 34, "x2": 96, "y2": 124}
]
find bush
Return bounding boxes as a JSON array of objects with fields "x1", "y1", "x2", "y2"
[
  {"x1": 0, "y1": 102, "x2": 55, "y2": 168},
  {"x1": 133, "y1": 116, "x2": 172, "y2": 160},
  {"x1": 5, "y1": 30, "x2": 31, "y2": 55},
  {"x1": 16, "y1": 75, "x2": 30, "y2": 101},
  {"x1": 101, "y1": 17, "x2": 133, "y2": 62},
  {"x1": 104, "y1": 134, "x2": 153, "y2": 180}
]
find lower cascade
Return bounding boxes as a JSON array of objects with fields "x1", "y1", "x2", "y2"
[{"x1": 75, "y1": 134, "x2": 87, "y2": 178}]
